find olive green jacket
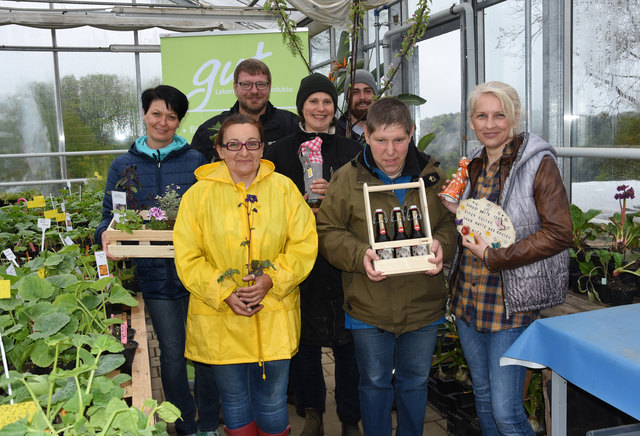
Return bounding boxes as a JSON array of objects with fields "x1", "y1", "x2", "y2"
[{"x1": 316, "y1": 147, "x2": 457, "y2": 335}]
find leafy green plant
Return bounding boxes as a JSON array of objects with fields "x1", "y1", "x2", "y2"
[
  {"x1": 114, "y1": 209, "x2": 143, "y2": 234},
  {"x1": 218, "y1": 194, "x2": 275, "y2": 283},
  {"x1": 0, "y1": 333, "x2": 180, "y2": 435},
  {"x1": 0, "y1": 247, "x2": 137, "y2": 372},
  {"x1": 523, "y1": 370, "x2": 545, "y2": 433},
  {"x1": 569, "y1": 204, "x2": 602, "y2": 255}
]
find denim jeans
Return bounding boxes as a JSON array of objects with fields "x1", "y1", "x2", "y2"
[
  {"x1": 292, "y1": 342, "x2": 360, "y2": 425},
  {"x1": 212, "y1": 360, "x2": 290, "y2": 434},
  {"x1": 456, "y1": 319, "x2": 535, "y2": 436},
  {"x1": 351, "y1": 324, "x2": 439, "y2": 436},
  {"x1": 145, "y1": 296, "x2": 220, "y2": 435}
]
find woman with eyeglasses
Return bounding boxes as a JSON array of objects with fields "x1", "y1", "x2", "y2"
[{"x1": 173, "y1": 113, "x2": 318, "y2": 436}]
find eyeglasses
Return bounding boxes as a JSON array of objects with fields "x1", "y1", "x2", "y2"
[
  {"x1": 222, "y1": 140, "x2": 263, "y2": 151},
  {"x1": 236, "y1": 81, "x2": 270, "y2": 91}
]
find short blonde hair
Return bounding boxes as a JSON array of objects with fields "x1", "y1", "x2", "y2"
[{"x1": 468, "y1": 81, "x2": 522, "y2": 134}]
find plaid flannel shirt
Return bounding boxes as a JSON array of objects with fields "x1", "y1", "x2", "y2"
[{"x1": 451, "y1": 141, "x2": 534, "y2": 332}]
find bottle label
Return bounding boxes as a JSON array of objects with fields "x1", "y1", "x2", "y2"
[
  {"x1": 411, "y1": 244, "x2": 428, "y2": 257},
  {"x1": 395, "y1": 246, "x2": 412, "y2": 258},
  {"x1": 376, "y1": 248, "x2": 394, "y2": 260}
]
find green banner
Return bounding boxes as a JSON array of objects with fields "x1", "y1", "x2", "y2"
[{"x1": 161, "y1": 29, "x2": 309, "y2": 142}]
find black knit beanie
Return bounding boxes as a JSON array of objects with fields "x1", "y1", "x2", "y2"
[{"x1": 296, "y1": 73, "x2": 338, "y2": 115}]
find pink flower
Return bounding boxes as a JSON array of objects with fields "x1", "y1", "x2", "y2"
[{"x1": 148, "y1": 207, "x2": 166, "y2": 221}]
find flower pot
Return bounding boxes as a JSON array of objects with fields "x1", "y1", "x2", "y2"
[
  {"x1": 112, "y1": 326, "x2": 136, "y2": 344},
  {"x1": 120, "y1": 340, "x2": 139, "y2": 375}
]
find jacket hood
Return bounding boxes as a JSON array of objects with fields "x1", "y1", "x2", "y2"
[{"x1": 194, "y1": 159, "x2": 276, "y2": 185}]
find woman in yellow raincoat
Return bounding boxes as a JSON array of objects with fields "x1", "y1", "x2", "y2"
[{"x1": 173, "y1": 114, "x2": 318, "y2": 436}]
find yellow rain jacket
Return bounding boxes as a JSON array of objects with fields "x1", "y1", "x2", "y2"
[{"x1": 173, "y1": 159, "x2": 318, "y2": 365}]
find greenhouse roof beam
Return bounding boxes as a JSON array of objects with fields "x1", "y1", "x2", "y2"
[{"x1": 0, "y1": 5, "x2": 278, "y2": 31}]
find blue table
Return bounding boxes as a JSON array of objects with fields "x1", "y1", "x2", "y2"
[{"x1": 500, "y1": 304, "x2": 640, "y2": 435}]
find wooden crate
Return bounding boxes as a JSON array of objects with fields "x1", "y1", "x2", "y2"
[
  {"x1": 363, "y1": 179, "x2": 436, "y2": 276},
  {"x1": 104, "y1": 211, "x2": 174, "y2": 258}
]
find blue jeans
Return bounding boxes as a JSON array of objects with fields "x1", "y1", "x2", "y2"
[
  {"x1": 351, "y1": 324, "x2": 439, "y2": 436},
  {"x1": 292, "y1": 342, "x2": 360, "y2": 425},
  {"x1": 145, "y1": 296, "x2": 220, "y2": 434},
  {"x1": 212, "y1": 360, "x2": 290, "y2": 433},
  {"x1": 456, "y1": 319, "x2": 535, "y2": 436}
]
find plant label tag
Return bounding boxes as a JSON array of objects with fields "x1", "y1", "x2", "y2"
[
  {"x1": 6, "y1": 264, "x2": 17, "y2": 276},
  {"x1": 601, "y1": 277, "x2": 607, "y2": 285},
  {"x1": 27, "y1": 195, "x2": 46, "y2": 208},
  {"x1": 65, "y1": 213, "x2": 73, "y2": 231},
  {"x1": 60, "y1": 202, "x2": 66, "y2": 212},
  {"x1": 0, "y1": 280, "x2": 10, "y2": 299},
  {"x1": 37, "y1": 218, "x2": 51, "y2": 230},
  {"x1": 64, "y1": 235, "x2": 74, "y2": 246},
  {"x1": 95, "y1": 251, "x2": 110, "y2": 279},
  {"x1": 2, "y1": 249, "x2": 19, "y2": 268},
  {"x1": 121, "y1": 320, "x2": 128, "y2": 344},
  {"x1": 112, "y1": 191, "x2": 127, "y2": 211},
  {"x1": 44, "y1": 209, "x2": 58, "y2": 220}
]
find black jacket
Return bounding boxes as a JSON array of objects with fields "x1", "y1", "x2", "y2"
[
  {"x1": 190, "y1": 101, "x2": 299, "y2": 162},
  {"x1": 266, "y1": 128, "x2": 362, "y2": 346}
]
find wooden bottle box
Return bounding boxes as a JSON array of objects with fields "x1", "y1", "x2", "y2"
[
  {"x1": 104, "y1": 210, "x2": 174, "y2": 258},
  {"x1": 363, "y1": 179, "x2": 436, "y2": 276}
]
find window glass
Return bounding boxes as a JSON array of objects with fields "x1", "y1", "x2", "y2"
[
  {"x1": 0, "y1": 51, "x2": 59, "y2": 191},
  {"x1": 0, "y1": 24, "x2": 51, "y2": 46},
  {"x1": 483, "y1": 0, "x2": 543, "y2": 136},
  {"x1": 415, "y1": 32, "x2": 461, "y2": 177},
  {"x1": 310, "y1": 29, "x2": 331, "y2": 66},
  {"x1": 55, "y1": 25, "x2": 133, "y2": 47},
  {"x1": 571, "y1": 0, "x2": 640, "y2": 211},
  {"x1": 57, "y1": 52, "x2": 139, "y2": 180}
]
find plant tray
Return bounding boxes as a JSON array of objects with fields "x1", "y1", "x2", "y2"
[
  {"x1": 104, "y1": 211, "x2": 174, "y2": 258},
  {"x1": 363, "y1": 179, "x2": 436, "y2": 276}
]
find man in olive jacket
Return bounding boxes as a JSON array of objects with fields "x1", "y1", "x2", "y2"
[{"x1": 316, "y1": 97, "x2": 456, "y2": 436}]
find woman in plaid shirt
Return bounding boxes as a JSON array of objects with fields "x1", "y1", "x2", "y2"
[{"x1": 443, "y1": 82, "x2": 572, "y2": 436}]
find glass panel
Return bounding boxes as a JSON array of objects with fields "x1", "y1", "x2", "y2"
[
  {"x1": 571, "y1": 0, "x2": 640, "y2": 212},
  {"x1": 310, "y1": 29, "x2": 331, "y2": 66},
  {"x1": 408, "y1": 0, "x2": 459, "y2": 15},
  {"x1": 0, "y1": 51, "x2": 59, "y2": 192},
  {"x1": 415, "y1": 32, "x2": 461, "y2": 177},
  {"x1": 0, "y1": 24, "x2": 52, "y2": 46},
  {"x1": 58, "y1": 52, "x2": 139, "y2": 180},
  {"x1": 55, "y1": 26, "x2": 133, "y2": 47}
]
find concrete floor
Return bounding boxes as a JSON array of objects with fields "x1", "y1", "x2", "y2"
[{"x1": 147, "y1": 315, "x2": 448, "y2": 436}]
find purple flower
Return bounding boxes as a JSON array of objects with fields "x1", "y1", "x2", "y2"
[
  {"x1": 148, "y1": 207, "x2": 166, "y2": 221},
  {"x1": 245, "y1": 194, "x2": 258, "y2": 203},
  {"x1": 614, "y1": 185, "x2": 635, "y2": 201}
]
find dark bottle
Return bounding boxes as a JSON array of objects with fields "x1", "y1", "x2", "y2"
[
  {"x1": 392, "y1": 207, "x2": 412, "y2": 258},
  {"x1": 408, "y1": 205, "x2": 429, "y2": 256},
  {"x1": 374, "y1": 209, "x2": 394, "y2": 259}
]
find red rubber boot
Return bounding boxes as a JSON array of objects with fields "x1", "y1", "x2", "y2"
[{"x1": 224, "y1": 421, "x2": 258, "y2": 436}]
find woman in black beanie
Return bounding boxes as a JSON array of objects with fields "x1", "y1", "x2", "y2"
[{"x1": 265, "y1": 73, "x2": 363, "y2": 436}]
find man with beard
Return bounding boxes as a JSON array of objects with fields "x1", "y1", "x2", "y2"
[
  {"x1": 191, "y1": 58, "x2": 298, "y2": 162},
  {"x1": 336, "y1": 69, "x2": 377, "y2": 143}
]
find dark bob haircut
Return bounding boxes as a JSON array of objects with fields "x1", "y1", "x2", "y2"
[{"x1": 141, "y1": 85, "x2": 189, "y2": 121}]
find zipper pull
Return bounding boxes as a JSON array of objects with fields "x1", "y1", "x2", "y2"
[{"x1": 157, "y1": 150, "x2": 161, "y2": 168}]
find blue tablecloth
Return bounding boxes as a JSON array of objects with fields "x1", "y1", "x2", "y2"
[{"x1": 501, "y1": 304, "x2": 640, "y2": 420}]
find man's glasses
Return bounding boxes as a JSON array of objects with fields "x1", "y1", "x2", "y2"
[
  {"x1": 236, "y1": 81, "x2": 270, "y2": 91},
  {"x1": 222, "y1": 140, "x2": 263, "y2": 151}
]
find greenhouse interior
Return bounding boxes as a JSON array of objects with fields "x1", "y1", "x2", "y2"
[{"x1": 1, "y1": 0, "x2": 639, "y2": 435}]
